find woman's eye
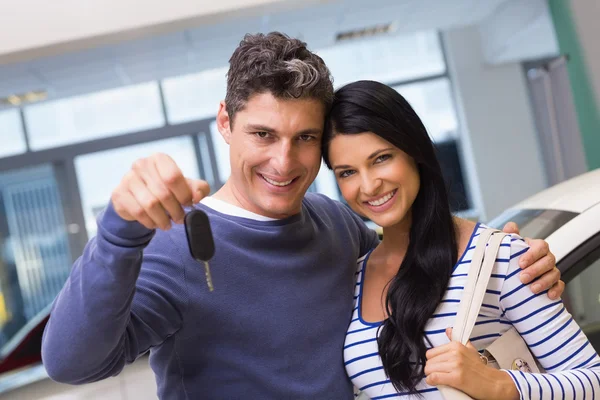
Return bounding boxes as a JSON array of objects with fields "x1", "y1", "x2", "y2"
[
  {"x1": 375, "y1": 154, "x2": 391, "y2": 163},
  {"x1": 339, "y1": 170, "x2": 355, "y2": 178}
]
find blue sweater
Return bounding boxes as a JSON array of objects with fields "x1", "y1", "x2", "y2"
[{"x1": 41, "y1": 193, "x2": 378, "y2": 399}]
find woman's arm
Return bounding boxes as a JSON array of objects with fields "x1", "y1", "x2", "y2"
[
  {"x1": 499, "y1": 236, "x2": 600, "y2": 399},
  {"x1": 501, "y1": 222, "x2": 564, "y2": 299},
  {"x1": 424, "y1": 234, "x2": 599, "y2": 400}
]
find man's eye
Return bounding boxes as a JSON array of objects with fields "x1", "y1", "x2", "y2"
[
  {"x1": 255, "y1": 132, "x2": 269, "y2": 138},
  {"x1": 299, "y1": 135, "x2": 315, "y2": 142}
]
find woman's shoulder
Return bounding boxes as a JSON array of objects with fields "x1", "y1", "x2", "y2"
[
  {"x1": 477, "y1": 223, "x2": 529, "y2": 259},
  {"x1": 458, "y1": 218, "x2": 529, "y2": 251},
  {"x1": 357, "y1": 251, "x2": 370, "y2": 266},
  {"x1": 454, "y1": 220, "x2": 529, "y2": 275},
  {"x1": 356, "y1": 249, "x2": 374, "y2": 272},
  {"x1": 455, "y1": 218, "x2": 479, "y2": 252},
  {"x1": 472, "y1": 223, "x2": 530, "y2": 280}
]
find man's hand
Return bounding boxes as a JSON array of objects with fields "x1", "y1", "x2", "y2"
[
  {"x1": 502, "y1": 222, "x2": 565, "y2": 300},
  {"x1": 111, "y1": 153, "x2": 210, "y2": 230}
]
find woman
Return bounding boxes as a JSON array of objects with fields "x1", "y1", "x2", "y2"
[{"x1": 323, "y1": 80, "x2": 600, "y2": 399}]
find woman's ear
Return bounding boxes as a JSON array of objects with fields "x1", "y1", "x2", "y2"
[{"x1": 216, "y1": 101, "x2": 232, "y2": 144}]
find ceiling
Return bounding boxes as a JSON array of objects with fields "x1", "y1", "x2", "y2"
[{"x1": 0, "y1": 0, "x2": 510, "y2": 106}]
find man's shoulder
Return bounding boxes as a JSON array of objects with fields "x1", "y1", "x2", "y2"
[
  {"x1": 303, "y1": 192, "x2": 339, "y2": 206},
  {"x1": 303, "y1": 193, "x2": 347, "y2": 215},
  {"x1": 303, "y1": 193, "x2": 365, "y2": 226}
]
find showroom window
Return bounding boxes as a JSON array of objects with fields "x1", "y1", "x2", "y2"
[
  {"x1": 0, "y1": 109, "x2": 27, "y2": 158},
  {"x1": 24, "y1": 82, "x2": 165, "y2": 151}
]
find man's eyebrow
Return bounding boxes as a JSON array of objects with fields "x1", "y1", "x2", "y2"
[
  {"x1": 297, "y1": 128, "x2": 323, "y2": 136},
  {"x1": 245, "y1": 124, "x2": 276, "y2": 133},
  {"x1": 244, "y1": 125, "x2": 322, "y2": 136}
]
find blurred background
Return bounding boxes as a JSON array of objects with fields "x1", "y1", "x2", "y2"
[{"x1": 0, "y1": 0, "x2": 599, "y2": 398}]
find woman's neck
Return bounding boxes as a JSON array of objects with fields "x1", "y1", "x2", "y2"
[
  {"x1": 375, "y1": 215, "x2": 471, "y2": 270},
  {"x1": 374, "y1": 214, "x2": 412, "y2": 270}
]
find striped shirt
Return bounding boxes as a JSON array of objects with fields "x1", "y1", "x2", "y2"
[{"x1": 344, "y1": 223, "x2": 600, "y2": 400}]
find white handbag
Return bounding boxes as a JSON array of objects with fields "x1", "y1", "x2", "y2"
[{"x1": 437, "y1": 228, "x2": 543, "y2": 400}]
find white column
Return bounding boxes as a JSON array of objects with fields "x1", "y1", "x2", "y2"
[{"x1": 442, "y1": 25, "x2": 547, "y2": 220}]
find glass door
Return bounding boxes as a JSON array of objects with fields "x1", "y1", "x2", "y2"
[{"x1": 0, "y1": 165, "x2": 74, "y2": 347}]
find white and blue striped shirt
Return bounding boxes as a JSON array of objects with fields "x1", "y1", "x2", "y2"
[{"x1": 344, "y1": 223, "x2": 600, "y2": 400}]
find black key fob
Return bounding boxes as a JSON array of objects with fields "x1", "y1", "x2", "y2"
[{"x1": 184, "y1": 210, "x2": 215, "y2": 261}]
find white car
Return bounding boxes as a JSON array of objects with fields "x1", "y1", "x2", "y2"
[
  {"x1": 489, "y1": 168, "x2": 600, "y2": 353},
  {"x1": 0, "y1": 169, "x2": 599, "y2": 399}
]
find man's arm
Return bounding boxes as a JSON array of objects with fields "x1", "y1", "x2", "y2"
[
  {"x1": 41, "y1": 203, "x2": 186, "y2": 384},
  {"x1": 41, "y1": 153, "x2": 208, "y2": 384},
  {"x1": 347, "y1": 210, "x2": 380, "y2": 256},
  {"x1": 502, "y1": 221, "x2": 564, "y2": 300}
]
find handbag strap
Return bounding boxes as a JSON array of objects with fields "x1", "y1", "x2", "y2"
[{"x1": 451, "y1": 228, "x2": 508, "y2": 344}]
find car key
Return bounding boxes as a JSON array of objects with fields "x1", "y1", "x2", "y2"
[{"x1": 184, "y1": 209, "x2": 216, "y2": 291}]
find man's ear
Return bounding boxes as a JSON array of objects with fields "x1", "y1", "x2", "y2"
[{"x1": 216, "y1": 101, "x2": 232, "y2": 144}]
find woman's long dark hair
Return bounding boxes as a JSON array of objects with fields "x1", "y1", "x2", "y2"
[{"x1": 323, "y1": 80, "x2": 458, "y2": 394}]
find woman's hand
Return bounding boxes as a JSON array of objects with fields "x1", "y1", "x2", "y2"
[{"x1": 424, "y1": 329, "x2": 519, "y2": 400}]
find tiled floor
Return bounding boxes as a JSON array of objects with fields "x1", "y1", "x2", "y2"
[{"x1": 0, "y1": 358, "x2": 158, "y2": 400}]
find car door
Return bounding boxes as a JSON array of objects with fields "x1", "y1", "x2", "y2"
[{"x1": 559, "y1": 233, "x2": 600, "y2": 353}]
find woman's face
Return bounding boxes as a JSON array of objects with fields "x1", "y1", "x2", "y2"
[{"x1": 328, "y1": 132, "x2": 420, "y2": 229}]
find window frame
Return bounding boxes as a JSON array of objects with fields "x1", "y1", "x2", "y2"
[
  {"x1": 557, "y1": 232, "x2": 600, "y2": 353},
  {"x1": 558, "y1": 232, "x2": 600, "y2": 282}
]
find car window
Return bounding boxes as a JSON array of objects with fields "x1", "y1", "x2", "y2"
[
  {"x1": 488, "y1": 209, "x2": 578, "y2": 240},
  {"x1": 562, "y1": 245, "x2": 600, "y2": 353}
]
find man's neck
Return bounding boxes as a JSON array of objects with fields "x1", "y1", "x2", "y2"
[
  {"x1": 212, "y1": 181, "x2": 241, "y2": 206},
  {"x1": 212, "y1": 180, "x2": 301, "y2": 220},
  {"x1": 210, "y1": 181, "x2": 282, "y2": 221},
  {"x1": 201, "y1": 197, "x2": 277, "y2": 221}
]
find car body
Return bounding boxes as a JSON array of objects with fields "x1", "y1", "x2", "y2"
[{"x1": 489, "y1": 168, "x2": 600, "y2": 352}]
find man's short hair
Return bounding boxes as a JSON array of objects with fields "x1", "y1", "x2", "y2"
[{"x1": 225, "y1": 32, "x2": 334, "y2": 125}]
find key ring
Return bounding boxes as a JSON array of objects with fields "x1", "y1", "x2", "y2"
[{"x1": 479, "y1": 354, "x2": 489, "y2": 365}]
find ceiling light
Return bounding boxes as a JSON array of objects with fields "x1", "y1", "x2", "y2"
[
  {"x1": 1, "y1": 90, "x2": 48, "y2": 107},
  {"x1": 6, "y1": 95, "x2": 21, "y2": 106},
  {"x1": 336, "y1": 23, "x2": 396, "y2": 42}
]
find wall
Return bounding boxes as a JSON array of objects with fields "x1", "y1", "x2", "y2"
[
  {"x1": 478, "y1": 0, "x2": 559, "y2": 65},
  {"x1": 442, "y1": 25, "x2": 547, "y2": 220},
  {"x1": 0, "y1": 358, "x2": 157, "y2": 400}
]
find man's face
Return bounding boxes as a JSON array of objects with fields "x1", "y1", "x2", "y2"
[{"x1": 216, "y1": 92, "x2": 325, "y2": 219}]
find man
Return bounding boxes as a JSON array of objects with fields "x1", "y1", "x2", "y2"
[{"x1": 42, "y1": 32, "x2": 562, "y2": 399}]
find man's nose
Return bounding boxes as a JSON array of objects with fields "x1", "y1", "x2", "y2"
[{"x1": 273, "y1": 141, "x2": 295, "y2": 174}]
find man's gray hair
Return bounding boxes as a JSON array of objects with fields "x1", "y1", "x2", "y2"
[{"x1": 225, "y1": 32, "x2": 334, "y2": 125}]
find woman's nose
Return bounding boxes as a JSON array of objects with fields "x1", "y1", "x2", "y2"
[{"x1": 361, "y1": 175, "x2": 383, "y2": 197}]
